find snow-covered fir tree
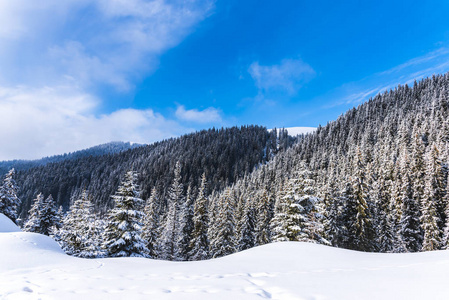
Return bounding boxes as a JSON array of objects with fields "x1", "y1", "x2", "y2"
[
  {"x1": 177, "y1": 185, "x2": 195, "y2": 260},
  {"x1": 23, "y1": 193, "x2": 45, "y2": 233},
  {"x1": 421, "y1": 147, "x2": 443, "y2": 251},
  {"x1": 23, "y1": 193, "x2": 58, "y2": 236},
  {"x1": 103, "y1": 171, "x2": 149, "y2": 257},
  {"x1": 59, "y1": 190, "x2": 101, "y2": 257},
  {"x1": 160, "y1": 161, "x2": 184, "y2": 260},
  {"x1": 237, "y1": 196, "x2": 256, "y2": 251},
  {"x1": 254, "y1": 188, "x2": 272, "y2": 246},
  {"x1": 142, "y1": 189, "x2": 161, "y2": 258},
  {"x1": 189, "y1": 173, "x2": 210, "y2": 260},
  {"x1": 0, "y1": 169, "x2": 20, "y2": 223},
  {"x1": 210, "y1": 188, "x2": 237, "y2": 258},
  {"x1": 398, "y1": 152, "x2": 422, "y2": 252}
]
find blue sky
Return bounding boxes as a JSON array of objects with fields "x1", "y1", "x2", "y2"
[{"x1": 0, "y1": 0, "x2": 448, "y2": 160}]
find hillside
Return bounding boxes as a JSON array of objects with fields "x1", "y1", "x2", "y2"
[
  {"x1": 0, "y1": 142, "x2": 140, "y2": 176},
  {"x1": 15, "y1": 126, "x2": 296, "y2": 218},
  {"x1": 206, "y1": 73, "x2": 449, "y2": 254},
  {"x1": 1, "y1": 213, "x2": 448, "y2": 300}
]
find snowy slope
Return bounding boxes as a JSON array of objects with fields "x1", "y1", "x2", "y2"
[{"x1": 1, "y1": 214, "x2": 449, "y2": 300}]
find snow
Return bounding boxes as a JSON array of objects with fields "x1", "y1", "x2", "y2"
[
  {"x1": 269, "y1": 127, "x2": 316, "y2": 136},
  {"x1": 2, "y1": 214, "x2": 449, "y2": 299},
  {"x1": 0, "y1": 214, "x2": 20, "y2": 233}
]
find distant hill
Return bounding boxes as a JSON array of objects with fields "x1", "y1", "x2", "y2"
[
  {"x1": 0, "y1": 142, "x2": 141, "y2": 176},
  {"x1": 15, "y1": 126, "x2": 296, "y2": 218}
]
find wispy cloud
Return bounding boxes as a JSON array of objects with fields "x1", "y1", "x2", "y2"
[
  {"x1": 324, "y1": 46, "x2": 449, "y2": 108},
  {"x1": 0, "y1": 0, "x2": 215, "y2": 160},
  {"x1": 0, "y1": 86, "x2": 190, "y2": 160},
  {"x1": 175, "y1": 105, "x2": 222, "y2": 124},
  {"x1": 0, "y1": 0, "x2": 214, "y2": 90},
  {"x1": 248, "y1": 59, "x2": 315, "y2": 95}
]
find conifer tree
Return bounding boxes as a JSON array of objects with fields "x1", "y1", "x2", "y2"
[
  {"x1": 59, "y1": 190, "x2": 100, "y2": 257},
  {"x1": 210, "y1": 188, "x2": 236, "y2": 258},
  {"x1": 237, "y1": 197, "x2": 255, "y2": 251},
  {"x1": 23, "y1": 193, "x2": 45, "y2": 233},
  {"x1": 103, "y1": 171, "x2": 149, "y2": 257},
  {"x1": 351, "y1": 148, "x2": 376, "y2": 251},
  {"x1": 254, "y1": 188, "x2": 272, "y2": 246},
  {"x1": 421, "y1": 148, "x2": 443, "y2": 251},
  {"x1": 177, "y1": 185, "x2": 195, "y2": 260},
  {"x1": 189, "y1": 173, "x2": 210, "y2": 260},
  {"x1": 0, "y1": 169, "x2": 20, "y2": 223},
  {"x1": 39, "y1": 195, "x2": 58, "y2": 236},
  {"x1": 160, "y1": 161, "x2": 184, "y2": 260},
  {"x1": 399, "y1": 172, "x2": 422, "y2": 252},
  {"x1": 142, "y1": 189, "x2": 160, "y2": 258}
]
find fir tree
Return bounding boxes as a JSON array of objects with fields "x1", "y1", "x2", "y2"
[
  {"x1": 160, "y1": 161, "x2": 184, "y2": 260},
  {"x1": 0, "y1": 169, "x2": 20, "y2": 223},
  {"x1": 59, "y1": 190, "x2": 101, "y2": 257},
  {"x1": 177, "y1": 185, "x2": 195, "y2": 260},
  {"x1": 351, "y1": 149, "x2": 376, "y2": 251},
  {"x1": 103, "y1": 171, "x2": 149, "y2": 257},
  {"x1": 254, "y1": 188, "x2": 272, "y2": 246},
  {"x1": 189, "y1": 173, "x2": 210, "y2": 260},
  {"x1": 210, "y1": 188, "x2": 236, "y2": 258},
  {"x1": 421, "y1": 149, "x2": 443, "y2": 251},
  {"x1": 23, "y1": 193, "x2": 45, "y2": 233},
  {"x1": 142, "y1": 189, "x2": 161, "y2": 258},
  {"x1": 237, "y1": 197, "x2": 255, "y2": 251}
]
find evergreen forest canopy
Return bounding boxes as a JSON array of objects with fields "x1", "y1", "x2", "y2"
[
  {"x1": 15, "y1": 125, "x2": 294, "y2": 219},
  {"x1": 1, "y1": 73, "x2": 449, "y2": 260}
]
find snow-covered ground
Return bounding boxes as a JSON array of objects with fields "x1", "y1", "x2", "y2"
[{"x1": 1, "y1": 213, "x2": 449, "y2": 300}]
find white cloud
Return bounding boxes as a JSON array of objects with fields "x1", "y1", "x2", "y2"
[
  {"x1": 0, "y1": 86, "x2": 191, "y2": 160},
  {"x1": 0, "y1": 0, "x2": 215, "y2": 160},
  {"x1": 248, "y1": 59, "x2": 315, "y2": 94},
  {"x1": 0, "y1": 0, "x2": 214, "y2": 90},
  {"x1": 175, "y1": 105, "x2": 222, "y2": 123}
]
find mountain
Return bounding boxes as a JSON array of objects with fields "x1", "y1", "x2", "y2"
[
  {"x1": 207, "y1": 73, "x2": 449, "y2": 253},
  {"x1": 15, "y1": 126, "x2": 297, "y2": 219},
  {"x1": 0, "y1": 141, "x2": 140, "y2": 176},
  {"x1": 1, "y1": 214, "x2": 448, "y2": 300},
  {"x1": 8, "y1": 73, "x2": 449, "y2": 262}
]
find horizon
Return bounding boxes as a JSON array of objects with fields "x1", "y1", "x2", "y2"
[{"x1": 0, "y1": 0, "x2": 449, "y2": 160}]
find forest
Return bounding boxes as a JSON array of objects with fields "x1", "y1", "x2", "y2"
[{"x1": 1, "y1": 73, "x2": 448, "y2": 260}]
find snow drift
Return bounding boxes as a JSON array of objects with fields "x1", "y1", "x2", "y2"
[{"x1": 1, "y1": 213, "x2": 449, "y2": 299}]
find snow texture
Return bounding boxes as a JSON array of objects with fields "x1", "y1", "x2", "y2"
[{"x1": 1, "y1": 213, "x2": 449, "y2": 299}]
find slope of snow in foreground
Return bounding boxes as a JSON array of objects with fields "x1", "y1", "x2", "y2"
[{"x1": 1, "y1": 214, "x2": 449, "y2": 300}]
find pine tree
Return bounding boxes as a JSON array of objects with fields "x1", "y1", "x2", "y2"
[
  {"x1": 372, "y1": 167, "x2": 396, "y2": 252},
  {"x1": 160, "y1": 161, "x2": 184, "y2": 260},
  {"x1": 189, "y1": 173, "x2": 210, "y2": 260},
  {"x1": 0, "y1": 169, "x2": 21, "y2": 223},
  {"x1": 399, "y1": 172, "x2": 422, "y2": 252},
  {"x1": 442, "y1": 181, "x2": 449, "y2": 248},
  {"x1": 351, "y1": 148, "x2": 376, "y2": 251},
  {"x1": 103, "y1": 171, "x2": 149, "y2": 257},
  {"x1": 237, "y1": 197, "x2": 255, "y2": 251},
  {"x1": 177, "y1": 185, "x2": 195, "y2": 260},
  {"x1": 142, "y1": 189, "x2": 161, "y2": 258},
  {"x1": 421, "y1": 148, "x2": 443, "y2": 251},
  {"x1": 59, "y1": 190, "x2": 101, "y2": 257},
  {"x1": 210, "y1": 188, "x2": 236, "y2": 258},
  {"x1": 270, "y1": 165, "x2": 326, "y2": 244},
  {"x1": 23, "y1": 193, "x2": 45, "y2": 233},
  {"x1": 254, "y1": 188, "x2": 272, "y2": 246},
  {"x1": 40, "y1": 195, "x2": 58, "y2": 236}
]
